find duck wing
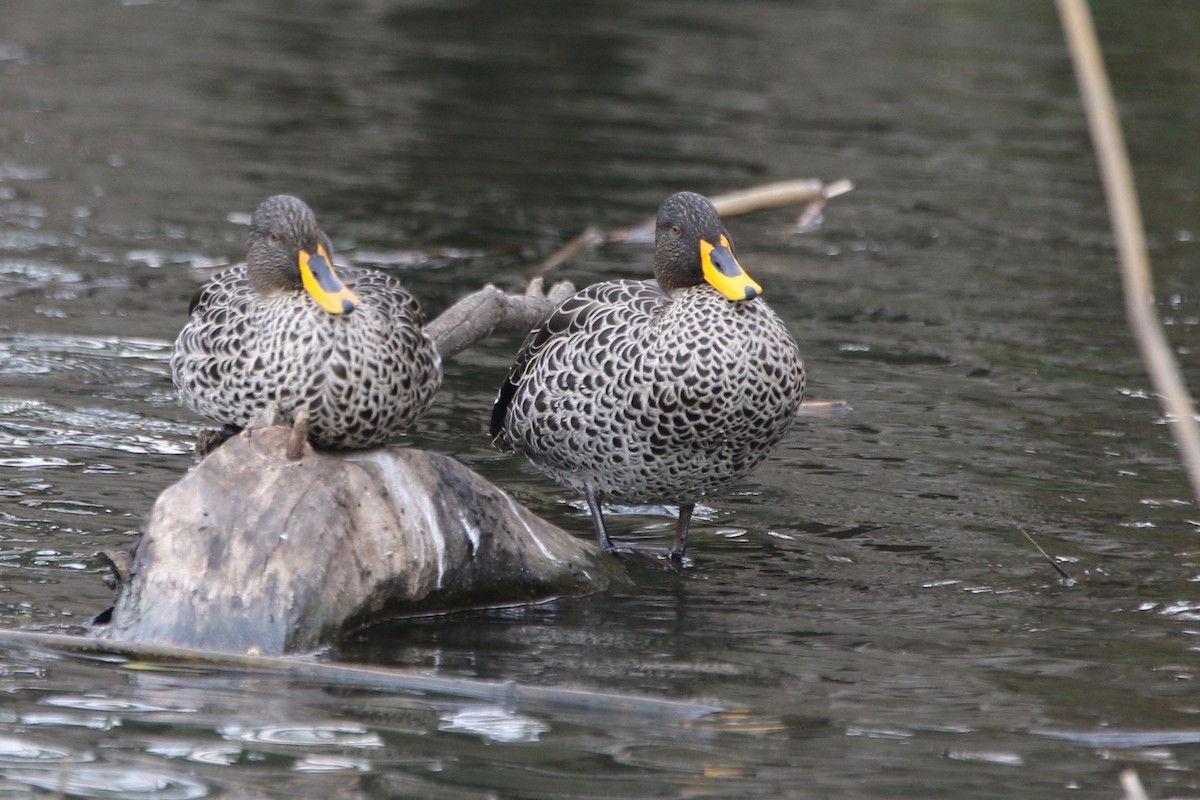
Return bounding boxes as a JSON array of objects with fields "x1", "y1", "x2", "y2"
[{"x1": 490, "y1": 279, "x2": 663, "y2": 444}]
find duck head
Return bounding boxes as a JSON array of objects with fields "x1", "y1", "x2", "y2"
[
  {"x1": 653, "y1": 191, "x2": 762, "y2": 301},
  {"x1": 246, "y1": 195, "x2": 360, "y2": 315}
]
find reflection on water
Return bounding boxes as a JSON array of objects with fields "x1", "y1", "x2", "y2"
[
  {"x1": 438, "y1": 706, "x2": 550, "y2": 744},
  {"x1": 2, "y1": 0, "x2": 1200, "y2": 796},
  {"x1": 5, "y1": 767, "x2": 209, "y2": 800},
  {"x1": 220, "y1": 723, "x2": 384, "y2": 749}
]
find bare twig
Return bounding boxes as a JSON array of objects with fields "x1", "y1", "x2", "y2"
[
  {"x1": 711, "y1": 177, "x2": 854, "y2": 217},
  {"x1": 1056, "y1": 0, "x2": 1200, "y2": 504},
  {"x1": 531, "y1": 177, "x2": 854, "y2": 278}
]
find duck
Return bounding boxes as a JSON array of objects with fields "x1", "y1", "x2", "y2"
[
  {"x1": 490, "y1": 191, "x2": 805, "y2": 563},
  {"x1": 171, "y1": 194, "x2": 442, "y2": 450}
]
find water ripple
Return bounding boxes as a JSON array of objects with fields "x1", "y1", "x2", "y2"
[
  {"x1": 219, "y1": 723, "x2": 383, "y2": 748},
  {"x1": 42, "y1": 695, "x2": 192, "y2": 714},
  {"x1": 0, "y1": 333, "x2": 172, "y2": 370},
  {"x1": 0, "y1": 400, "x2": 192, "y2": 456},
  {"x1": 438, "y1": 706, "x2": 550, "y2": 743},
  {"x1": 0, "y1": 735, "x2": 78, "y2": 763},
  {"x1": 1039, "y1": 729, "x2": 1200, "y2": 748},
  {"x1": 0, "y1": 258, "x2": 82, "y2": 288},
  {"x1": 0, "y1": 456, "x2": 81, "y2": 469},
  {"x1": 292, "y1": 754, "x2": 372, "y2": 773},
  {"x1": 944, "y1": 749, "x2": 1025, "y2": 767},
  {"x1": 2, "y1": 765, "x2": 210, "y2": 799},
  {"x1": 19, "y1": 713, "x2": 120, "y2": 731},
  {"x1": 146, "y1": 743, "x2": 242, "y2": 767}
]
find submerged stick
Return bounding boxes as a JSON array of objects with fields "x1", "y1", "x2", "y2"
[
  {"x1": 1056, "y1": 0, "x2": 1200, "y2": 504},
  {"x1": 0, "y1": 628, "x2": 721, "y2": 719},
  {"x1": 796, "y1": 399, "x2": 852, "y2": 419},
  {"x1": 1119, "y1": 769, "x2": 1150, "y2": 800},
  {"x1": 1018, "y1": 527, "x2": 1076, "y2": 587}
]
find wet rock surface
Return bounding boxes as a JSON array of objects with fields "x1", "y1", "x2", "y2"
[{"x1": 104, "y1": 425, "x2": 624, "y2": 654}]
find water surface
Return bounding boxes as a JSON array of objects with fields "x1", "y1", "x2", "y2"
[{"x1": 2, "y1": 0, "x2": 1200, "y2": 796}]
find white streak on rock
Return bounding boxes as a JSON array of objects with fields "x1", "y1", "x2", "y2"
[
  {"x1": 503, "y1": 494, "x2": 558, "y2": 563},
  {"x1": 358, "y1": 452, "x2": 446, "y2": 588},
  {"x1": 458, "y1": 510, "x2": 482, "y2": 556}
]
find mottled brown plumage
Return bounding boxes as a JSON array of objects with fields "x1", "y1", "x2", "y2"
[
  {"x1": 491, "y1": 192, "x2": 805, "y2": 561},
  {"x1": 171, "y1": 195, "x2": 441, "y2": 450}
]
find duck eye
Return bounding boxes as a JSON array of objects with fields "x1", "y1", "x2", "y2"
[
  {"x1": 670, "y1": 225, "x2": 682, "y2": 237},
  {"x1": 268, "y1": 232, "x2": 281, "y2": 245}
]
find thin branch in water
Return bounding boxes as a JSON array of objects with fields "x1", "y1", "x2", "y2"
[
  {"x1": 1019, "y1": 527, "x2": 1076, "y2": 587},
  {"x1": 1119, "y1": 768, "x2": 1150, "y2": 800},
  {"x1": 790, "y1": 198, "x2": 827, "y2": 235},
  {"x1": 527, "y1": 227, "x2": 605, "y2": 280},
  {"x1": 796, "y1": 399, "x2": 852, "y2": 419},
  {"x1": 1055, "y1": 0, "x2": 1200, "y2": 505},
  {"x1": 530, "y1": 177, "x2": 854, "y2": 278},
  {"x1": 709, "y1": 178, "x2": 853, "y2": 217},
  {"x1": 0, "y1": 627, "x2": 721, "y2": 720},
  {"x1": 789, "y1": 179, "x2": 854, "y2": 235}
]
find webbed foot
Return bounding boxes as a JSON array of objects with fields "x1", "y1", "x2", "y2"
[{"x1": 602, "y1": 545, "x2": 693, "y2": 573}]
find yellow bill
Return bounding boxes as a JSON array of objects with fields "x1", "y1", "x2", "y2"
[
  {"x1": 700, "y1": 235, "x2": 761, "y2": 301},
  {"x1": 299, "y1": 243, "x2": 359, "y2": 315}
]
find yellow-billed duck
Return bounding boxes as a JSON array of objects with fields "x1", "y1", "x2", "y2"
[
  {"x1": 491, "y1": 191, "x2": 805, "y2": 562},
  {"x1": 171, "y1": 194, "x2": 441, "y2": 450}
]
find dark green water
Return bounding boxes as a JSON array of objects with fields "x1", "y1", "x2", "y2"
[{"x1": 2, "y1": 0, "x2": 1200, "y2": 797}]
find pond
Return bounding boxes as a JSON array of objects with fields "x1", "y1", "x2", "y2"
[{"x1": 2, "y1": 0, "x2": 1200, "y2": 796}]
